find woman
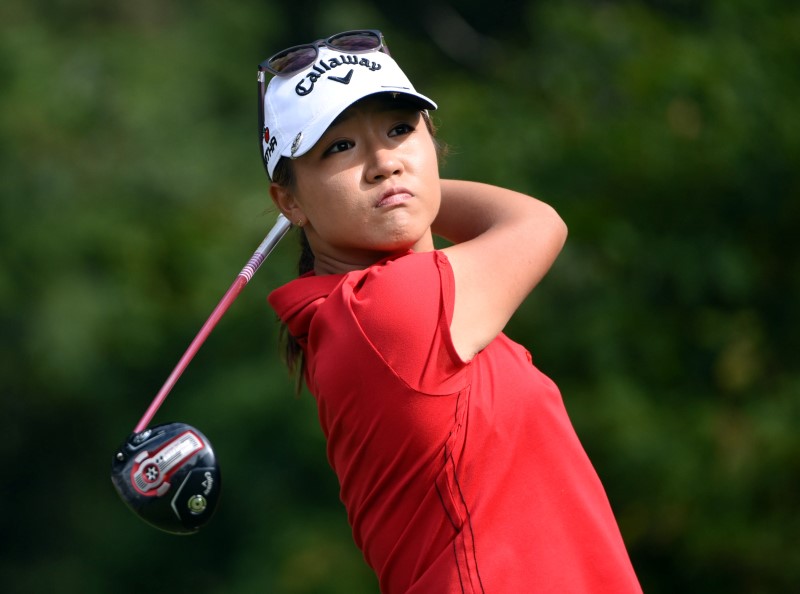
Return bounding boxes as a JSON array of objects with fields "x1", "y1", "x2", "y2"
[{"x1": 260, "y1": 30, "x2": 642, "y2": 593}]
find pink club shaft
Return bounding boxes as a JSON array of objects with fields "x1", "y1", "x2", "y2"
[{"x1": 133, "y1": 215, "x2": 292, "y2": 434}]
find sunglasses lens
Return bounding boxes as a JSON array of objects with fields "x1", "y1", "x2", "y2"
[
  {"x1": 263, "y1": 31, "x2": 384, "y2": 77},
  {"x1": 328, "y1": 31, "x2": 382, "y2": 52},
  {"x1": 268, "y1": 46, "x2": 318, "y2": 74}
]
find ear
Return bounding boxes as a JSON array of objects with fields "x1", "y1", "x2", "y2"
[{"x1": 269, "y1": 183, "x2": 306, "y2": 225}]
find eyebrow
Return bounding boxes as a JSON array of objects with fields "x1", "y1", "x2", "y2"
[{"x1": 329, "y1": 110, "x2": 354, "y2": 129}]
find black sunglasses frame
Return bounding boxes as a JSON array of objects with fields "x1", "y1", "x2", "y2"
[{"x1": 259, "y1": 29, "x2": 387, "y2": 77}]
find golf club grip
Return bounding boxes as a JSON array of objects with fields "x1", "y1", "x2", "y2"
[{"x1": 133, "y1": 215, "x2": 292, "y2": 433}]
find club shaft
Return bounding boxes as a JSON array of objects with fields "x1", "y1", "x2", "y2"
[{"x1": 133, "y1": 214, "x2": 292, "y2": 433}]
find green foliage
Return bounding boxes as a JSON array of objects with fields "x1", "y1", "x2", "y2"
[{"x1": 1, "y1": 0, "x2": 797, "y2": 592}]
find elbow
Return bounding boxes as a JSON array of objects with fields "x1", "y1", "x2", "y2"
[
  {"x1": 556, "y1": 212, "x2": 568, "y2": 248},
  {"x1": 538, "y1": 202, "x2": 568, "y2": 250}
]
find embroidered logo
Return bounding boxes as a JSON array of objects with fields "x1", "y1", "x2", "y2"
[
  {"x1": 295, "y1": 55, "x2": 381, "y2": 96},
  {"x1": 263, "y1": 129, "x2": 277, "y2": 163},
  {"x1": 328, "y1": 69, "x2": 354, "y2": 85}
]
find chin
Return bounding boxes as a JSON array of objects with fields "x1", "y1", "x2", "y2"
[{"x1": 372, "y1": 220, "x2": 435, "y2": 254}]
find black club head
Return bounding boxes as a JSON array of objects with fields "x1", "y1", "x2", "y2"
[{"x1": 111, "y1": 422, "x2": 221, "y2": 535}]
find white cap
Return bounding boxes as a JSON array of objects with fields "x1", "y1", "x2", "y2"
[{"x1": 262, "y1": 46, "x2": 437, "y2": 178}]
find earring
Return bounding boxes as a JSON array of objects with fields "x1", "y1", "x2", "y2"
[{"x1": 296, "y1": 218, "x2": 304, "y2": 227}]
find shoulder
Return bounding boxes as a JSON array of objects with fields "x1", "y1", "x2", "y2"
[
  {"x1": 348, "y1": 250, "x2": 464, "y2": 380},
  {"x1": 349, "y1": 250, "x2": 452, "y2": 302},
  {"x1": 347, "y1": 250, "x2": 454, "y2": 324}
]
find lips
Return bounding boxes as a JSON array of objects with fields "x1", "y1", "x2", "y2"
[{"x1": 376, "y1": 187, "x2": 413, "y2": 208}]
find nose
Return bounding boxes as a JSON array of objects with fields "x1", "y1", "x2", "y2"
[{"x1": 365, "y1": 146, "x2": 403, "y2": 183}]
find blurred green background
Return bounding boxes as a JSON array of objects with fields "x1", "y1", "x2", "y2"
[{"x1": 2, "y1": 0, "x2": 798, "y2": 592}]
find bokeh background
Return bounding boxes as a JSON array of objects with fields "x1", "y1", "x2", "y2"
[{"x1": 2, "y1": 0, "x2": 798, "y2": 592}]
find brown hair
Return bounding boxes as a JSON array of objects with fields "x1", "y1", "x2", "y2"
[{"x1": 273, "y1": 108, "x2": 442, "y2": 394}]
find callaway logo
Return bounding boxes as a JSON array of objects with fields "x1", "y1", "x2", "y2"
[
  {"x1": 295, "y1": 55, "x2": 381, "y2": 96},
  {"x1": 328, "y1": 70, "x2": 353, "y2": 85},
  {"x1": 202, "y1": 471, "x2": 214, "y2": 495}
]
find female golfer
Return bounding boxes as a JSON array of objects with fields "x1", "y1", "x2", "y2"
[{"x1": 260, "y1": 30, "x2": 641, "y2": 593}]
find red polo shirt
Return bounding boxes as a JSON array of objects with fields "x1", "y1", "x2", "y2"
[{"x1": 269, "y1": 250, "x2": 641, "y2": 593}]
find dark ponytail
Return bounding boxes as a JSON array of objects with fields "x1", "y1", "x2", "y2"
[{"x1": 281, "y1": 228, "x2": 314, "y2": 395}]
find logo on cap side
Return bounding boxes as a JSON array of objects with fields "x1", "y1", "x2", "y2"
[{"x1": 263, "y1": 127, "x2": 278, "y2": 164}]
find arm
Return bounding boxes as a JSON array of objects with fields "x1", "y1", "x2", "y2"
[{"x1": 435, "y1": 179, "x2": 567, "y2": 361}]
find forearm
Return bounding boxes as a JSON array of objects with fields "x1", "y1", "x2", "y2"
[{"x1": 433, "y1": 179, "x2": 565, "y2": 245}]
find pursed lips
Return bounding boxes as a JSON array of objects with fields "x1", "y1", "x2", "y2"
[{"x1": 375, "y1": 187, "x2": 413, "y2": 208}]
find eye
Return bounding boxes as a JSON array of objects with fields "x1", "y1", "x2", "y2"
[
  {"x1": 388, "y1": 122, "x2": 414, "y2": 138},
  {"x1": 324, "y1": 139, "x2": 354, "y2": 155}
]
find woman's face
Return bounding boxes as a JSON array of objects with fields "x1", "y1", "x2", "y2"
[{"x1": 272, "y1": 95, "x2": 441, "y2": 272}]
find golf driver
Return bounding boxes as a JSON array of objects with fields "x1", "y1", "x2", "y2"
[{"x1": 111, "y1": 214, "x2": 292, "y2": 534}]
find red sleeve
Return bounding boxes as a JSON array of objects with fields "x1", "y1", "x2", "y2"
[{"x1": 348, "y1": 250, "x2": 467, "y2": 394}]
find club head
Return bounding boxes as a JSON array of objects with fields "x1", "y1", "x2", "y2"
[{"x1": 111, "y1": 422, "x2": 221, "y2": 535}]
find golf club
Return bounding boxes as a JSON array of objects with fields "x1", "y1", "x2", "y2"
[{"x1": 111, "y1": 213, "x2": 292, "y2": 534}]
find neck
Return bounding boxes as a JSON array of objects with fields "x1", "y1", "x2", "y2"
[{"x1": 310, "y1": 232, "x2": 436, "y2": 276}]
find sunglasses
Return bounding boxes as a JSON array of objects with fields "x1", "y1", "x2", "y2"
[
  {"x1": 258, "y1": 29, "x2": 389, "y2": 78},
  {"x1": 257, "y1": 30, "x2": 389, "y2": 175}
]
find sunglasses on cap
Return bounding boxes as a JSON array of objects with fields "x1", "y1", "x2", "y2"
[
  {"x1": 256, "y1": 30, "x2": 390, "y2": 176},
  {"x1": 258, "y1": 30, "x2": 389, "y2": 78}
]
